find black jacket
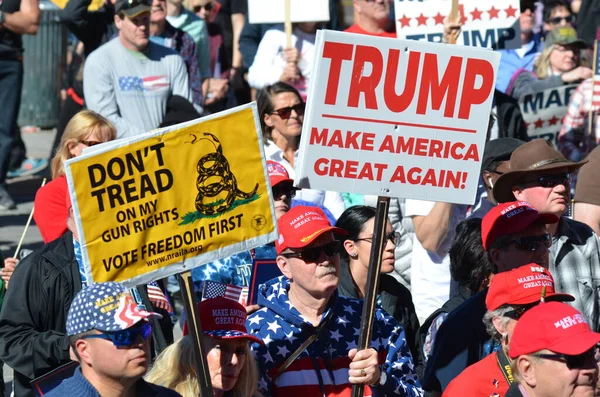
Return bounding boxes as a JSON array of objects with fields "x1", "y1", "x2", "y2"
[
  {"x1": 60, "y1": 0, "x2": 117, "y2": 57},
  {"x1": 0, "y1": 232, "x2": 82, "y2": 397},
  {"x1": 337, "y1": 263, "x2": 422, "y2": 373}
]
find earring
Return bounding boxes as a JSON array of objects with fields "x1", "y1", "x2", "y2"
[{"x1": 350, "y1": 253, "x2": 358, "y2": 259}]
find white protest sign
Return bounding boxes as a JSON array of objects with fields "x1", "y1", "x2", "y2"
[
  {"x1": 247, "y1": 0, "x2": 330, "y2": 24},
  {"x1": 295, "y1": 30, "x2": 500, "y2": 205},
  {"x1": 395, "y1": 0, "x2": 522, "y2": 50},
  {"x1": 519, "y1": 84, "x2": 578, "y2": 146}
]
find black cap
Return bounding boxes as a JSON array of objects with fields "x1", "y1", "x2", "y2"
[
  {"x1": 481, "y1": 138, "x2": 525, "y2": 172},
  {"x1": 115, "y1": 0, "x2": 151, "y2": 18}
]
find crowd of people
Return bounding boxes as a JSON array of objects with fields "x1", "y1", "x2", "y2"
[{"x1": 1, "y1": 0, "x2": 600, "y2": 396}]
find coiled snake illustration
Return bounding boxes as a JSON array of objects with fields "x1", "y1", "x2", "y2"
[{"x1": 193, "y1": 132, "x2": 258, "y2": 216}]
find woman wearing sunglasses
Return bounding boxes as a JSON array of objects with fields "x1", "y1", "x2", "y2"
[
  {"x1": 33, "y1": 110, "x2": 116, "y2": 244},
  {"x1": 334, "y1": 205, "x2": 421, "y2": 366},
  {"x1": 508, "y1": 26, "x2": 591, "y2": 100},
  {"x1": 257, "y1": 82, "x2": 345, "y2": 221},
  {"x1": 147, "y1": 297, "x2": 262, "y2": 397}
]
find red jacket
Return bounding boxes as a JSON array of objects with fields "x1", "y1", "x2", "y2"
[
  {"x1": 443, "y1": 351, "x2": 509, "y2": 397},
  {"x1": 344, "y1": 24, "x2": 397, "y2": 38},
  {"x1": 34, "y1": 175, "x2": 69, "y2": 243}
]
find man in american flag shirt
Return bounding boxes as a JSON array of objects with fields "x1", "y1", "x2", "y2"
[
  {"x1": 83, "y1": 0, "x2": 191, "y2": 138},
  {"x1": 246, "y1": 205, "x2": 422, "y2": 396}
]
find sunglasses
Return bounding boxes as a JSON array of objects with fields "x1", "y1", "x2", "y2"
[
  {"x1": 509, "y1": 234, "x2": 552, "y2": 252},
  {"x1": 520, "y1": 173, "x2": 571, "y2": 188},
  {"x1": 79, "y1": 140, "x2": 103, "y2": 147},
  {"x1": 193, "y1": 2, "x2": 212, "y2": 13},
  {"x1": 271, "y1": 103, "x2": 305, "y2": 120},
  {"x1": 520, "y1": 2, "x2": 536, "y2": 12},
  {"x1": 548, "y1": 15, "x2": 573, "y2": 25},
  {"x1": 532, "y1": 349, "x2": 598, "y2": 369},
  {"x1": 272, "y1": 184, "x2": 296, "y2": 200},
  {"x1": 282, "y1": 240, "x2": 342, "y2": 262},
  {"x1": 504, "y1": 305, "x2": 534, "y2": 320},
  {"x1": 355, "y1": 231, "x2": 401, "y2": 245},
  {"x1": 81, "y1": 321, "x2": 153, "y2": 347}
]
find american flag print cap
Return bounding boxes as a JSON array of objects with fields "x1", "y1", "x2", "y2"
[{"x1": 67, "y1": 282, "x2": 162, "y2": 336}]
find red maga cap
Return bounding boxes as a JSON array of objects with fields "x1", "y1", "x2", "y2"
[
  {"x1": 275, "y1": 206, "x2": 347, "y2": 254},
  {"x1": 481, "y1": 201, "x2": 558, "y2": 250},
  {"x1": 183, "y1": 297, "x2": 263, "y2": 344},
  {"x1": 485, "y1": 264, "x2": 574, "y2": 311},
  {"x1": 509, "y1": 302, "x2": 600, "y2": 358},
  {"x1": 267, "y1": 160, "x2": 293, "y2": 188}
]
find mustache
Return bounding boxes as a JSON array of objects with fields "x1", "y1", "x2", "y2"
[{"x1": 316, "y1": 265, "x2": 337, "y2": 278}]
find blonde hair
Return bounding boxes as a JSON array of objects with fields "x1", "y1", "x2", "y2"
[
  {"x1": 534, "y1": 44, "x2": 556, "y2": 79},
  {"x1": 51, "y1": 110, "x2": 116, "y2": 179},
  {"x1": 146, "y1": 335, "x2": 260, "y2": 397}
]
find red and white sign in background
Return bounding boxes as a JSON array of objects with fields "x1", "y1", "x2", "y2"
[{"x1": 395, "y1": 0, "x2": 522, "y2": 50}]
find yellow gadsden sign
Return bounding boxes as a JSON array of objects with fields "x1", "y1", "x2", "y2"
[{"x1": 65, "y1": 104, "x2": 277, "y2": 287}]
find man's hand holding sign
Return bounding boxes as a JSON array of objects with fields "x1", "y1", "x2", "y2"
[{"x1": 295, "y1": 29, "x2": 499, "y2": 397}]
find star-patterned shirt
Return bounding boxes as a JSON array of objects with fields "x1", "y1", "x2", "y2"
[{"x1": 246, "y1": 276, "x2": 423, "y2": 397}]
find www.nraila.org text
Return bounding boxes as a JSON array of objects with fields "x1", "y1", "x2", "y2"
[{"x1": 145, "y1": 243, "x2": 204, "y2": 266}]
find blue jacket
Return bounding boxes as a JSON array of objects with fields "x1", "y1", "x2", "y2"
[
  {"x1": 45, "y1": 366, "x2": 181, "y2": 397},
  {"x1": 246, "y1": 276, "x2": 423, "y2": 396}
]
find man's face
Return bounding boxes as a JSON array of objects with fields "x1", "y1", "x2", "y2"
[
  {"x1": 513, "y1": 167, "x2": 571, "y2": 216},
  {"x1": 528, "y1": 349, "x2": 598, "y2": 397},
  {"x1": 116, "y1": 12, "x2": 150, "y2": 51},
  {"x1": 78, "y1": 322, "x2": 152, "y2": 382},
  {"x1": 544, "y1": 6, "x2": 573, "y2": 32},
  {"x1": 150, "y1": 0, "x2": 166, "y2": 23},
  {"x1": 277, "y1": 232, "x2": 340, "y2": 299},
  {"x1": 490, "y1": 223, "x2": 551, "y2": 272},
  {"x1": 354, "y1": 0, "x2": 390, "y2": 23}
]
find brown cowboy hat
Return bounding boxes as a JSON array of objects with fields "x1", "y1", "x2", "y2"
[{"x1": 493, "y1": 139, "x2": 587, "y2": 203}]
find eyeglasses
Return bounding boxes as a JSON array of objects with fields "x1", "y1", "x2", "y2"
[
  {"x1": 79, "y1": 140, "x2": 103, "y2": 147},
  {"x1": 509, "y1": 234, "x2": 552, "y2": 252},
  {"x1": 532, "y1": 349, "x2": 599, "y2": 369},
  {"x1": 548, "y1": 15, "x2": 573, "y2": 25},
  {"x1": 193, "y1": 2, "x2": 212, "y2": 13},
  {"x1": 282, "y1": 240, "x2": 342, "y2": 262},
  {"x1": 271, "y1": 103, "x2": 305, "y2": 120},
  {"x1": 81, "y1": 321, "x2": 153, "y2": 347},
  {"x1": 520, "y1": 173, "x2": 571, "y2": 188},
  {"x1": 355, "y1": 231, "x2": 401, "y2": 245},
  {"x1": 272, "y1": 184, "x2": 296, "y2": 200}
]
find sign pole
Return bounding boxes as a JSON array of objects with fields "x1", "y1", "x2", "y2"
[
  {"x1": 589, "y1": 39, "x2": 598, "y2": 136},
  {"x1": 178, "y1": 271, "x2": 213, "y2": 396},
  {"x1": 447, "y1": 0, "x2": 460, "y2": 44},
  {"x1": 351, "y1": 196, "x2": 390, "y2": 397},
  {"x1": 284, "y1": 0, "x2": 292, "y2": 48}
]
